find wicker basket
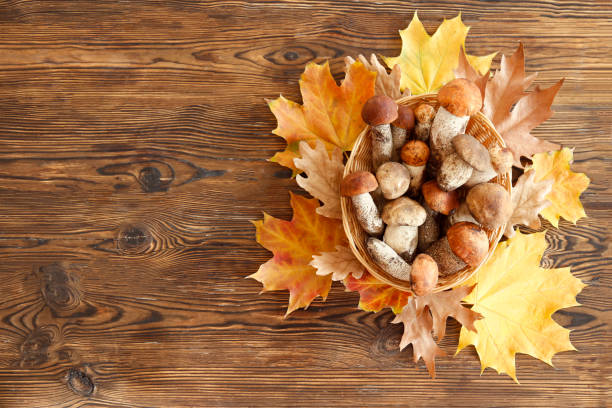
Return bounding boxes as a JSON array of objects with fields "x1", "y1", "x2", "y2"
[{"x1": 341, "y1": 94, "x2": 511, "y2": 293}]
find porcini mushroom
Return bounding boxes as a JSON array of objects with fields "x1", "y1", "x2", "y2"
[
  {"x1": 437, "y1": 134, "x2": 491, "y2": 191},
  {"x1": 418, "y1": 202, "x2": 440, "y2": 252},
  {"x1": 421, "y1": 180, "x2": 459, "y2": 215},
  {"x1": 425, "y1": 222, "x2": 489, "y2": 276},
  {"x1": 361, "y1": 95, "x2": 399, "y2": 169},
  {"x1": 400, "y1": 140, "x2": 430, "y2": 196},
  {"x1": 367, "y1": 237, "x2": 412, "y2": 281},
  {"x1": 414, "y1": 103, "x2": 435, "y2": 142},
  {"x1": 376, "y1": 162, "x2": 411, "y2": 200},
  {"x1": 449, "y1": 201, "x2": 479, "y2": 226},
  {"x1": 411, "y1": 254, "x2": 439, "y2": 296},
  {"x1": 341, "y1": 171, "x2": 384, "y2": 236},
  {"x1": 465, "y1": 146, "x2": 513, "y2": 187},
  {"x1": 466, "y1": 182, "x2": 512, "y2": 229},
  {"x1": 391, "y1": 105, "x2": 415, "y2": 160},
  {"x1": 430, "y1": 79, "x2": 482, "y2": 170},
  {"x1": 382, "y1": 197, "x2": 426, "y2": 261}
]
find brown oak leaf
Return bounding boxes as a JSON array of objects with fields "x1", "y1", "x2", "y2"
[
  {"x1": 504, "y1": 170, "x2": 553, "y2": 238},
  {"x1": 294, "y1": 141, "x2": 344, "y2": 219},
  {"x1": 345, "y1": 54, "x2": 410, "y2": 100},
  {"x1": 454, "y1": 48, "x2": 488, "y2": 103},
  {"x1": 310, "y1": 245, "x2": 365, "y2": 281}
]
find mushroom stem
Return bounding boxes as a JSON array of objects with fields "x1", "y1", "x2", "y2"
[
  {"x1": 465, "y1": 146, "x2": 513, "y2": 187},
  {"x1": 414, "y1": 104, "x2": 435, "y2": 142},
  {"x1": 424, "y1": 236, "x2": 466, "y2": 277},
  {"x1": 352, "y1": 193, "x2": 384, "y2": 236},
  {"x1": 430, "y1": 106, "x2": 469, "y2": 169},
  {"x1": 418, "y1": 202, "x2": 440, "y2": 252},
  {"x1": 367, "y1": 238, "x2": 412, "y2": 281},
  {"x1": 371, "y1": 124, "x2": 393, "y2": 170},
  {"x1": 383, "y1": 225, "x2": 418, "y2": 262},
  {"x1": 391, "y1": 126, "x2": 407, "y2": 161},
  {"x1": 437, "y1": 152, "x2": 473, "y2": 191}
]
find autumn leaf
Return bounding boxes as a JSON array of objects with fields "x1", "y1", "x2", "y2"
[
  {"x1": 457, "y1": 230, "x2": 586, "y2": 382},
  {"x1": 345, "y1": 54, "x2": 409, "y2": 100},
  {"x1": 392, "y1": 285, "x2": 480, "y2": 378},
  {"x1": 268, "y1": 61, "x2": 376, "y2": 173},
  {"x1": 250, "y1": 193, "x2": 347, "y2": 316},
  {"x1": 294, "y1": 141, "x2": 344, "y2": 219},
  {"x1": 454, "y1": 47, "x2": 488, "y2": 103},
  {"x1": 528, "y1": 148, "x2": 590, "y2": 228},
  {"x1": 310, "y1": 245, "x2": 364, "y2": 281},
  {"x1": 504, "y1": 170, "x2": 553, "y2": 238},
  {"x1": 382, "y1": 12, "x2": 496, "y2": 94},
  {"x1": 343, "y1": 272, "x2": 411, "y2": 314}
]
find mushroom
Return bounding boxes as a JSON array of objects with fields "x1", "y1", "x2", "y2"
[
  {"x1": 411, "y1": 254, "x2": 439, "y2": 296},
  {"x1": 361, "y1": 95, "x2": 399, "y2": 169},
  {"x1": 418, "y1": 202, "x2": 440, "y2": 252},
  {"x1": 414, "y1": 103, "x2": 436, "y2": 142},
  {"x1": 382, "y1": 197, "x2": 426, "y2": 261},
  {"x1": 465, "y1": 146, "x2": 514, "y2": 187},
  {"x1": 376, "y1": 162, "x2": 411, "y2": 200},
  {"x1": 425, "y1": 221, "x2": 489, "y2": 276},
  {"x1": 449, "y1": 201, "x2": 479, "y2": 226},
  {"x1": 421, "y1": 180, "x2": 460, "y2": 216},
  {"x1": 340, "y1": 171, "x2": 384, "y2": 236},
  {"x1": 391, "y1": 105, "x2": 415, "y2": 161},
  {"x1": 400, "y1": 140, "x2": 430, "y2": 196},
  {"x1": 437, "y1": 134, "x2": 491, "y2": 191},
  {"x1": 430, "y1": 79, "x2": 482, "y2": 170},
  {"x1": 366, "y1": 237, "x2": 412, "y2": 281},
  {"x1": 466, "y1": 182, "x2": 512, "y2": 230}
]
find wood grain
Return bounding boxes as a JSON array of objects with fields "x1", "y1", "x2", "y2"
[{"x1": 0, "y1": 1, "x2": 610, "y2": 406}]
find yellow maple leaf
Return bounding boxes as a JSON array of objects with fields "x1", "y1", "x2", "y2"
[
  {"x1": 528, "y1": 148, "x2": 590, "y2": 228},
  {"x1": 250, "y1": 193, "x2": 347, "y2": 316},
  {"x1": 382, "y1": 12, "x2": 496, "y2": 95},
  {"x1": 268, "y1": 61, "x2": 376, "y2": 173},
  {"x1": 456, "y1": 230, "x2": 586, "y2": 382}
]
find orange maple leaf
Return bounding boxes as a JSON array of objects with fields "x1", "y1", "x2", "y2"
[
  {"x1": 268, "y1": 61, "x2": 376, "y2": 174},
  {"x1": 250, "y1": 193, "x2": 347, "y2": 316},
  {"x1": 343, "y1": 272, "x2": 411, "y2": 314}
]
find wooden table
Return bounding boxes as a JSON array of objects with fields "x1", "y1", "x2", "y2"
[{"x1": 0, "y1": 1, "x2": 610, "y2": 406}]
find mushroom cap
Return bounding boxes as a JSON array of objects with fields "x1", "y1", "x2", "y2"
[
  {"x1": 421, "y1": 180, "x2": 460, "y2": 215},
  {"x1": 466, "y1": 182, "x2": 513, "y2": 229},
  {"x1": 437, "y1": 78, "x2": 482, "y2": 117},
  {"x1": 452, "y1": 134, "x2": 491, "y2": 171},
  {"x1": 400, "y1": 140, "x2": 430, "y2": 167},
  {"x1": 447, "y1": 222, "x2": 489, "y2": 266},
  {"x1": 414, "y1": 103, "x2": 435, "y2": 123},
  {"x1": 340, "y1": 171, "x2": 378, "y2": 196},
  {"x1": 376, "y1": 162, "x2": 411, "y2": 200},
  {"x1": 361, "y1": 95, "x2": 398, "y2": 126},
  {"x1": 411, "y1": 254, "x2": 439, "y2": 296},
  {"x1": 393, "y1": 105, "x2": 415, "y2": 130},
  {"x1": 382, "y1": 197, "x2": 426, "y2": 226},
  {"x1": 490, "y1": 146, "x2": 514, "y2": 173}
]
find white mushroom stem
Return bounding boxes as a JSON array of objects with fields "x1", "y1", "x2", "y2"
[
  {"x1": 391, "y1": 126, "x2": 407, "y2": 161},
  {"x1": 367, "y1": 238, "x2": 412, "y2": 281},
  {"x1": 403, "y1": 163, "x2": 426, "y2": 196},
  {"x1": 371, "y1": 124, "x2": 393, "y2": 170},
  {"x1": 449, "y1": 201, "x2": 480, "y2": 226},
  {"x1": 370, "y1": 186, "x2": 386, "y2": 213},
  {"x1": 430, "y1": 106, "x2": 469, "y2": 169},
  {"x1": 437, "y1": 152, "x2": 473, "y2": 191},
  {"x1": 352, "y1": 192, "x2": 384, "y2": 236},
  {"x1": 414, "y1": 121, "x2": 432, "y2": 142},
  {"x1": 466, "y1": 166, "x2": 497, "y2": 187},
  {"x1": 383, "y1": 225, "x2": 418, "y2": 262},
  {"x1": 418, "y1": 203, "x2": 440, "y2": 252}
]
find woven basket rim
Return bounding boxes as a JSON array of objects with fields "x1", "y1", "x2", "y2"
[{"x1": 341, "y1": 93, "x2": 511, "y2": 293}]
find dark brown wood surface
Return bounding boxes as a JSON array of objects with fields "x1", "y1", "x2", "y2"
[{"x1": 0, "y1": 1, "x2": 610, "y2": 407}]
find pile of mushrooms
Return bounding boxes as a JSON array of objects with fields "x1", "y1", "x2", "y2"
[{"x1": 341, "y1": 79, "x2": 513, "y2": 296}]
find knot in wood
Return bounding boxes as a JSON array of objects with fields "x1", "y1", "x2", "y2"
[
  {"x1": 138, "y1": 166, "x2": 165, "y2": 192},
  {"x1": 20, "y1": 325, "x2": 61, "y2": 367},
  {"x1": 117, "y1": 224, "x2": 152, "y2": 253},
  {"x1": 67, "y1": 368, "x2": 94, "y2": 397},
  {"x1": 39, "y1": 264, "x2": 81, "y2": 313}
]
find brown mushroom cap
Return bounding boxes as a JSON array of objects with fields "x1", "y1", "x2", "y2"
[
  {"x1": 340, "y1": 171, "x2": 378, "y2": 196},
  {"x1": 466, "y1": 182, "x2": 513, "y2": 229},
  {"x1": 437, "y1": 78, "x2": 482, "y2": 117},
  {"x1": 421, "y1": 180, "x2": 459, "y2": 215},
  {"x1": 361, "y1": 95, "x2": 398, "y2": 126},
  {"x1": 490, "y1": 146, "x2": 514, "y2": 173},
  {"x1": 382, "y1": 197, "x2": 426, "y2": 226},
  {"x1": 447, "y1": 222, "x2": 489, "y2": 266},
  {"x1": 452, "y1": 134, "x2": 491, "y2": 171},
  {"x1": 414, "y1": 103, "x2": 435, "y2": 123},
  {"x1": 400, "y1": 140, "x2": 430, "y2": 167},
  {"x1": 410, "y1": 254, "x2": 439, "y2": 296},
  {"x1": 393, "y1": 105, "x2": 415, "y2": 130}
]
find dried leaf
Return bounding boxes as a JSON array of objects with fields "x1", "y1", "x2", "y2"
[
  {"x1": 345, "y1": 54, "x2": 409, "y2": 100},
  {"x1": 504, "y1": 170, "x2": 553, "y2": 238},
  {"x1": 528, "y1": 148, "x2": 590, "y2": 228},
  {"x1": 268, "y1": 61, "x2": 376, "y2": 173},
  {"x1": 382, "y1": 12, "x2": 496, "y2": 94},
  {"x1": 250, "y1": 193, "x2": 347, "y2": 316},
  {"x1": 343, "y1": 272, "x2": 411, "y2": 314},
  {"x1": 294, "y1": 141, "x2": 344, "y2": 219},
  {"x1": 457, "y1": 230, "x2": 586, "y2": 382},
  {"x1": 454, "y1": 47, "x2": 488, "y2": 103},
  {"x1": 310, "y1": 245, "x2": 364, "y2": 281}
]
